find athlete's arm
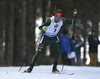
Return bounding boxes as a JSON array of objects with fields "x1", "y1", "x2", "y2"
[
  {"x1": 39, "y1": 19, "x2": 51, "y2": 30},
  {"x1": 62, "y1": 17, "x2": 75, "y2": 24}
]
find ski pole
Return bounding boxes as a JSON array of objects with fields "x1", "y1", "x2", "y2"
[
  {"x1": 68, "y1": 9, "x2": 77, "y2": 37},
  {"x1": 18, "y1": 33, "x2": 42, "y2": 72},
  {"x1": 61, "y1": 9, "x2": 77, "y2": 72}
]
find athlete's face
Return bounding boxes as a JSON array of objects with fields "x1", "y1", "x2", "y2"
[
  {"x1": 55, "y1": 16, "x2": 61, "y2": 22},
  {"x1": 55, "y1": 12, "x2": 62, "y2": 22}
]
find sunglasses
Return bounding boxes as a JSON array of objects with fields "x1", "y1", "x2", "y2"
[{"x1": 56, "y1": 16, "x2": 61, "y2": 19}]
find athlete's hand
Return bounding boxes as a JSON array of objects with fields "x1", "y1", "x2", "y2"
[
  {"x1": 42, "y1": 26, "x2": 47, "y2": 31},
  {"x1": 73, "y1": 9, "x2": 77, "y2": 16}
]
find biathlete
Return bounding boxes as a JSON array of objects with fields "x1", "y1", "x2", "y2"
[{"x1": 24, "y1": 9, "x2": 77, "y2": 73}]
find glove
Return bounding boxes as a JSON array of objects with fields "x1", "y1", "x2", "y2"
[
  {"x1": 73, "y1": 9, "x2": 77, "y2": 16},
  {"x1": 42, "y1": 26, "x2": 47, "y2": 31}
]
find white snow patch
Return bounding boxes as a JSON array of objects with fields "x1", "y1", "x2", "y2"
[{"x1": 0, "y1": 65, "x2": 100, "y2": 79}]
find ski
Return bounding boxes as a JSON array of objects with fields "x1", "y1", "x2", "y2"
[
  {"x1": 52, "y1": 71, "x2": 74, "y2": 75},
  {"x1": 61, "y1": 73, "x2": 74, "y2": 75}
]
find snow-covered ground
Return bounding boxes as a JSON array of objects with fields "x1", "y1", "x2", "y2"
[{"x1": 0, "y1": 65, "x2": 100, "y2": 79}]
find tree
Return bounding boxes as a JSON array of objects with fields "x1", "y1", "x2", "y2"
[
  {"x1": 26, "y1": 0, "x2": 36, "y2": 65},
  {"x1": 42, "y1": 0, "x2": 48, "y2": 22},
  {"x1": 0, "y1": 23, "x2": 4, "y2": 66},
  {"x1": 13, "y1": 0, "x2": 27, "y2": 66},
  {"x1": 0, "y1": 0, "x2": 5, "y2": 66},
  {"x1": 5, "y1": 0, "x2": 14, "y2": 66},
  {"x1": 21, "y1": 0, "x2": 27, "y2": 66},
  {"x1": 91, "y1": 0, "x2": 100, "y2": 35}
]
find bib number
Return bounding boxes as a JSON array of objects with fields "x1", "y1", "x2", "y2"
[{"x1": 54, "y1": 29, "x2": 57, "y2": 32}]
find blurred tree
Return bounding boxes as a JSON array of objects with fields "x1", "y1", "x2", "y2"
[
  {"x1": 21, "y1": 0, "x2": 27, "y2": 66},
  {"x1": 91, "y1": 0, "x2": 100, "y2": 35},
  {"x1": 26, "y1": 0, "x2": 36, "y2": 65},
  {"x1": 13, "y1": 0, "x2": 27, "y2": 66},
  {"x1": 0, "y1": 23, "x2": 4, "y2": 66},
  {"x1": 5, "y1": 0, "x2": 14, "y2": 66},
  {"x1": 0, "y1": 0, "x2": 5, "y2": 66},
  {"x1": 0, "y1": 0, "x2": 36, "y2": 66},
  {"x1": 42, "y1": 0, "x2": 48, "y2": 23},
  {"x1": 13, "y1": 0, "x2": 23, "y2": 66}
]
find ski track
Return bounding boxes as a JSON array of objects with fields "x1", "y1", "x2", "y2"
[{"x1": 0, "y1": 65, "x2": 100, "y2": 79}]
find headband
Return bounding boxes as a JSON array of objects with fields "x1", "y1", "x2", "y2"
[{"x1": 55, "y1": 12, "x2": 62, "y2": 17}]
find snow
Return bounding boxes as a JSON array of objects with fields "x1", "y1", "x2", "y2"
[{"x1": 0, "y1": 65, "x2": 100, "y2": 79}]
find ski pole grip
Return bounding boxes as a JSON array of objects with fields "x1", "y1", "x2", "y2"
[{"x1": 73, "y1": 9, "x2": 77, "y2": 16}]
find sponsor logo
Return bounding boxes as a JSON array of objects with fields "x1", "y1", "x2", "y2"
[
  {"x1": 54, "y1": 24, "x2": 58, "y2": 28},
  {"x1": 40, "y1": 44, "x2": 44, "y2": 47}
]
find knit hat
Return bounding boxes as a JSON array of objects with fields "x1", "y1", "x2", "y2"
[
  {"x1": 74, "y1": 30, "x2": 79, "y2": 34},
  {"x1": 92, "y1": 29, "x2": 96, "y2": 32}
]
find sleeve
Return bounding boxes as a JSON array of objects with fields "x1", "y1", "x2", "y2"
[
  {"x1": 60, "y1": 37, "x2": 67, "y2": 52},
  {"x1": 75, "y1": 36, "x2": 84, "y2": 48},
  {"x1": 39, "y1": 18, "x2": 51, "y2": 29},
  {"x1": 62, "y1": 17, "x2": 75, "y2": 24},
  {"x1": 69, "y1": 37, "x2": 73, "y2": 46},
  {"x1": 88, "y1": 35, "x2": 98, "y2": 46},
  {"x1": 60, "y1": 37, "x2": 70, "y2": 54},
  {"x1": 78, "y1": 37, "x2": 84, "y2": 47},
  {"x1": 96, "y1": 37, "x2": 100, "y2": 44},
  {"x1": 67, "y1": 39, "x2": 70, "y2": 54}
]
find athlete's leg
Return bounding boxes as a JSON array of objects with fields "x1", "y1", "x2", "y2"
[
  {"x1": 51, "y1": 37, "x2": 61, "y2": 72},
  {"x1": 24, "y1": 35, "x2": 49, "y2": 73}
]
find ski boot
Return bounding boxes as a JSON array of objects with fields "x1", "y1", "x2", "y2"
[
  {"x1": 52, "y1": 62, "x2": 60, "y2": 74},
  {"x1": 24, "y1": 64, "x2": 34, "y2": 73},
  {"x1": 52, "y1": 67, "x2": 60, "y2": 74},
  {"x1": 24, "y1": 67, "x2": 32, "y2": 73}
]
